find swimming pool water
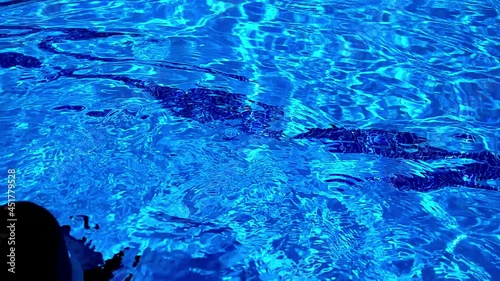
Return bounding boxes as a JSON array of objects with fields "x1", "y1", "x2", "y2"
[{"x1": 1, "y1": 0, "x2": 499, "y2": 280}]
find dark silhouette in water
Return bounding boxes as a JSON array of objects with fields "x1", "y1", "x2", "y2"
[
  {"x1": 52, "y1": 70, "x2": 284, "y2": 140},
  {"x1": 0, "y1": 52, "x2": 42, "y2": 68},
  {"x1": 0, "y1": 25, "x2": 498, "y2": 192},
  {"x1": 380, "y1": 162, "x2": 498, "y2": 192},
  {"x1": 294, "y1": 125, "x2": 499, "y2": 191},
  {"x1": 0, "y1": 51, "x2": 282, "y2": 139},
  {"x1": 0, "y1": 201, "x2": 72, "y2": 281},
  {"x1": 0, "y1": 201, "x2": 259, "y2": 281},
  {"x1": 292, "y1": 125, "x2": 428, "y2": 145},
  {"x1": 0, "y1": 201, "x2": 135, "y2": 281},
  {"x1": 292, "y1": 125, "x2": 498, "y2": 163}
]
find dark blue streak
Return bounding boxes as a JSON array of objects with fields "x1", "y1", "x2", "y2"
[
  {"x1": 295, "y1": 125, "x2": 500, "y2": 191},
  {"x1": 0, "y1": 0, "x2": 34, "y2": 7},
  {"x1": 0, "y1": 52, "x2": 42, "y2": 68},
  {"x1": 293, "y1": 125, "x2": 427, "y2": 145},
  {"x1": 36, "y1": 27, "x2": 250, "y2": 82},
  {"x1": 293, "y1": 125, "x2": 499, "y2": 164},
  {"x1": 0, "y1": 25, "x2": 41, "y2": 38},
  {"x1": 381, "y1": 163, "x2": 499, "y2": 192},
  {"x1": 53, "y1": 105, "x2": 86, "y2": 112},
  {"x1": 0, "y1": 24, "x2": 249, "y2": 81},
  {"x1": 55, "y1": 70, "x2": 283, "y2": 140}
]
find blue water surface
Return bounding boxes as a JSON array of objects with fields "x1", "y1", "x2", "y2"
[{"x1": 1, "y1": 0, "x2": 500, "y2": 280}]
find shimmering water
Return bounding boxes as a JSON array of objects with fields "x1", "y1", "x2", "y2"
[{"x1": 1, "y1": 0, "x2": 500, "y2": 280}]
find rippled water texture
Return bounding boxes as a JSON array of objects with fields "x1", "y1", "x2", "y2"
[{"x1": 1, "y1": 0, "x2": 499, "y2": 280}]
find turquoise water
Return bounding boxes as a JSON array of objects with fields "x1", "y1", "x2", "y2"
[{"x1": 1, "y1": 0, "x2": 500, "y2": 280}]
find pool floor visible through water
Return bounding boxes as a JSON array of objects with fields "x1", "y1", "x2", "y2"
[{"x1": 1, "y1": 0, "x2": 499, "y2": 280}]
